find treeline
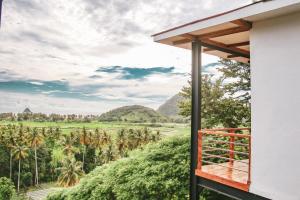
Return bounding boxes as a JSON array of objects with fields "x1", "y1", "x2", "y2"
[
  {"x1": 0, "y1": 112, "x2": 184, "y2": 123},
  {"x1": 0, "y1": 124, "x2": 161, "y2": 192},
  {"x1": 0, "y1": 113, "x2": 99, "y2": 122}
]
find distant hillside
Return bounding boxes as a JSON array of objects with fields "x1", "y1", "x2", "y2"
[
  {"x1": 99, "y1": 105, "x2": 168, "y2": 123},
  {"x1": 157, "y1": 94, "x2": 183, "y2": 118},
  {"x1": 23, "y1": 107, "x2": 32, "y2": 114}
]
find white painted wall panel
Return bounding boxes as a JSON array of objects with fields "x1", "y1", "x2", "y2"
[{"x1": 250, "y1": 12, "x2": 300, "y2": 200}]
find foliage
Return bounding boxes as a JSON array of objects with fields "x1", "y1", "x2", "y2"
[
  {"x1": 0, "y1": 124, "x2": 161, "y2": 191},
  {"x1": 46, "y1": 135, "x2": 231, "y2": 200},
  {"x1": 219, "y1": 59, "x2": 251, "y2": 102},
  {"x1": 56, "y1": 158, "x2": 83, "y2": 187},
  {"x1": 47, "y1": 136, "x2": 190, "y2": 200},
  {"x1": 0, "y1": 112, "x2": 98, "y2": 123},
  {"x1": 0, "y1": 177, "x2": 15, "y2": 200},
  {"x1": 179, "y1": 60, "x2": 251, "y2": 128}
]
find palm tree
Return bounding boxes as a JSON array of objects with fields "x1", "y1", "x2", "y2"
[
  {"x1": 27, "y1": 127, "x2": 44, "y2": 185},
  {"x1": 1, "y1": 126, "x2": 16, "y2": 180},
  {"x1": 135, "y1": 129, "x2": 143, "y2": 147},
  {"x1": 13, "y1": 145, "x2": 29, "y2": 192},
  {"x1": 101, "y1": 130, "x2": 111, "y2": 146},
  {"x1": 142, "y1": 127, "x2": 150, "y2": 144},
  {"x1": 127, "y1": 129, "x2": 136, "y2": 150},
  {"x1": 61, "y1": 133, "x2": 78, "y2": 156},
  {"x1": 116, "y1": 129, "x2": 128, "y2": 157},
  {"x1": 79, "y1": 127, "x2": 91, "y2": 171},
  {"x1": 54, "y1": 127, "x2": 61, "y2": 139},
  {"x1": 155, "y1": 130, "x2": 161, "y2": 141},
  {"x1": 92, "y1": 128, "x2": 103, "y2": 164},
  {"x1": 56, "y1": 158, "x2": 83, "y2": 187},
  {"x1": 92, "y1": 128, "x2": 102, "y2": 148},
  {"x1": 7, "y1": 128, "x2": 16, "y2": 180},
  {"x1": 104, "y1": 144, "x2": 115, "y2": 163}
]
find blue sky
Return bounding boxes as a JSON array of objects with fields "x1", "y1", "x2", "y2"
[{"x1": 0, "y1": 0, "x2": 250, "y2": 114}]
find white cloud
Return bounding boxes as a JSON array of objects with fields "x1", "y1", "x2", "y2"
[{"x1": 0, "y1": 0, "x2": 250, "y2": 114}]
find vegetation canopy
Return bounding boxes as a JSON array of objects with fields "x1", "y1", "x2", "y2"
[{"x1": 179, "y1": 59, "x2": 251, "y2": 128}]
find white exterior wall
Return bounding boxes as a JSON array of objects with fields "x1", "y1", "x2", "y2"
[{"x1": 250, "y1": 12, "x2": 300, "y2": 200}]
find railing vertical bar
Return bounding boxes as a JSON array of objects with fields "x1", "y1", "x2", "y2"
[
  {"x1": 197, "y1": 131, "x2": 203, "y2": 170},
  {"x1": 248, "y1": 132, "x2": 252, "y2": 185},
  {"x1": 229, "y1": 129, "x2": 235, "y2": 165}
]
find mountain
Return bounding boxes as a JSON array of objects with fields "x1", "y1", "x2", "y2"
[
  {"x1": 23, "y1": 107, "x2": 32, "y2": 114},
  {"x1": 99, "y1": 105, "x2": 168, "y2": 123},
  {"x1": 157, "y1": 94, "x2": 183, "y2": 118}
]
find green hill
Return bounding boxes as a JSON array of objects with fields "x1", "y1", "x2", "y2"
[
  {"x1": 157, "y1": 94, "x2": 188, "y2": 123},
  {"x1": 157, "y1": 94, "x2": 183, "y2": 118},
  {"x1": 99, "y1": 105, "x2": 168, "y2": 123}
]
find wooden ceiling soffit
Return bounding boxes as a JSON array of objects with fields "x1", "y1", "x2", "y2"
[
  {"x1": 203, "y1": 41, "x2": 250, "y2": 52},
  {"x1": 173, "y1": 19, "x2": 252, "y2": 46},
  {"x1": 230, "y1": 19, "x2": 252, "y2": 29},
  {"x1": 227, "y1": 41, "x2": 250, "y2": 47},
  {"x1": 201, "y1": 39, "x2": 250, "y2": 58},
  {"x1": 196, "y1": 26, "x2": 250, "y2": 40},
  {"x1": 227, "y1": 55, "x2": 240, "y2": 58}
]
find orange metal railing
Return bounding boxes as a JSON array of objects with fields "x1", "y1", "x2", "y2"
[{"x1": 196, "y1": 128, "x2": 251, "y2": 191}]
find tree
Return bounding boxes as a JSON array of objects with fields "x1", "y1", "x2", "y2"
[
  {"x1": 116, "y1": 129, "x2": 127, "y2": 158},
  {"x1": 61, "y1": 133, "x2": 78, "y2": 156},
  {"x1": 47, "y1": 136, "x2": 191, "y2": 200},
  {"x1": 179, "y1": 75, "x2": 225, "y2": 128},
  {"x1": 79, "y1": 127, "x2": 91, "y2": 172},
  {"x1": 56, "y1": 158, "x2": 83, "y2": 187},
  {"x1": 92, "y1": 128, "x2": 104, "y2": 164},
  {"x1": 103, "y1": 145, "x2": 115, "y2": 163},
  {"x1": 0, "y1": 177, "x2": 15, "y2": 200},
  {"x1": 219, "y1": 59, "x2": 251, "y2": 102},
  {"x1": 13, "y1": 145, "x2": 29, "y2": 192},
  {"x1": 1, "y1": 126, "x2": 16, "y2": 180},
  {"x1": 179, "y1": 60, "x2": 251, "y2": 128},
  {"x1": 27, "y1": 127, "x2": 44, "y2": 185}
]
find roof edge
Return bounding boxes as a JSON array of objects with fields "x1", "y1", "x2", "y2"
[{"x1": 151, "y1": 1, "x2": 263, "y2": 37}]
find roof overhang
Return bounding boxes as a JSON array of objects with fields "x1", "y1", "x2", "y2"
[{"x1": 153, "y1": 0, "x2": 300, "y2": 63}]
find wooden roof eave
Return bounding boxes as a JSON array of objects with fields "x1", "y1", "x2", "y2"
[{"x1": 167, "y1": 19, "x2": 251, "y2": 62}]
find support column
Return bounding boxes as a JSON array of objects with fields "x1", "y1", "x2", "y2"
[{"x1": 190, "y1": 39, "x2": 202, "y2": 200}]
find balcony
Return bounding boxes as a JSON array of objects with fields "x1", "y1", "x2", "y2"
[{"x1": 195, "y1": 128, "x2": 251, "y2": 191}]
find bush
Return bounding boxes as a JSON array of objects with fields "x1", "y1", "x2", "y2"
[
  {"x1": 47, "y1": 136, "x2": 190, "y2": 200},
  {"x1": 47, "y1": 135, "x2": 231, "y2": 200},
  {"x1": 0, "y1": 177, "x2": 15, "y2": 200},
  {"x1": 21, "y1": 172, "x2": 32, "y2": 188}
]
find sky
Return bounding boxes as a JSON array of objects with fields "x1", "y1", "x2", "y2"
[{"x1": 0, "y1": 0, "x2": 250, "y2": 115}]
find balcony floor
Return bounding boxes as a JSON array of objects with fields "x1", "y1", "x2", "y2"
[{"x1": 195, "y1": 160, "x2": 249, "y2": 191}]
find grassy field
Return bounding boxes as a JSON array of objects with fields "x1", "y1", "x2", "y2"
[{"x1": 0, "y1": 120, "x2": 190, "y2": 136}]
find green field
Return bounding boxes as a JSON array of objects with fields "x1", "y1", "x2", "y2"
[{"x1": 0, "y1": 120, "x2": 190, "y2": 136}]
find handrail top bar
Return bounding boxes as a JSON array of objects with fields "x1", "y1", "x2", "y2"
[
  {"x1": 199, "y1": 130, "x2": 251, "y2": 138},
  {"x1": 203, "y1": 128, "x2": 250, "y2": 131}
]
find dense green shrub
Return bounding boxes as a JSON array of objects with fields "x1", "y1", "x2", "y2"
[
  {"x1": 0, "y1": 177, "x2": 15, "y2": 200},
  {"x1": 47, "y1": 135, "x2": 232, "y2": 200},
  {"x1": 47, "y1": 136, "x2": 190, "y2": 200}
]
